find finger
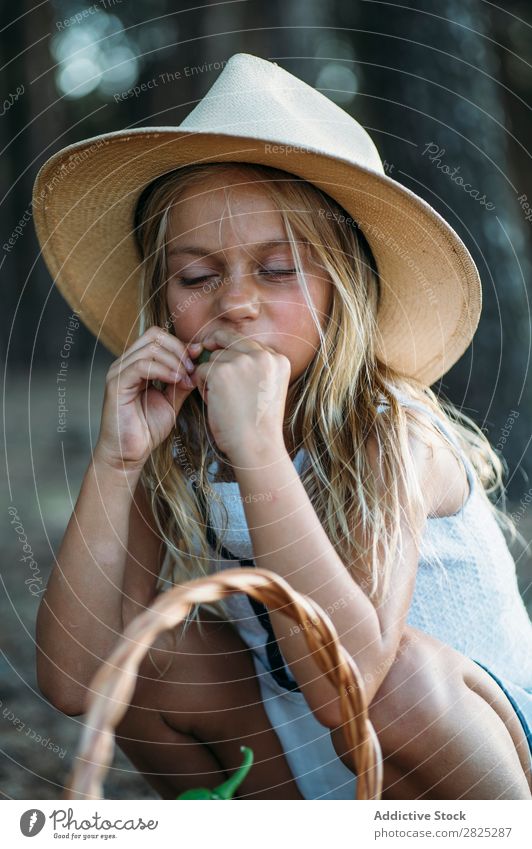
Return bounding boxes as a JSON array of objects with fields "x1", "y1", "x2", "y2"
[
  {"x1": 190, "y1": 360, "x2": 213, "y2": 403},
  {"x1": 113, "y1": 342, "x2": 191, "y2": 381},
  {"x1": 163, "y1": 378, "x2": 196, "y2": 413},
  {"x1": 108, "y1": 338, "x2": 193, "y2": 384},
  {"x1": 114, "y1": 326, "x2": 197, "y2": 370},
  {"x1": 108, "y1": 357, "x2": 193, "y2": 395},
  {"x1": 147, "y1": 328, "x2": 203, "y2": 361},
  {"x1": 115, "y1": 325, "x2": 175, "y2": 359}
]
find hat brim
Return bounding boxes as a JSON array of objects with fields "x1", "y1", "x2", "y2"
[{"x1": 32, "y1": 127, "x2": 481, "y2": 386}]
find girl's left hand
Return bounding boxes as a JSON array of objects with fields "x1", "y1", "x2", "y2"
[{"x1": 191, "y1": 328, "x2": 292, "y2": 462}]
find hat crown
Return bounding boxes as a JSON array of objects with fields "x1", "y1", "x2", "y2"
[{"x1": 180, "y1": 53, "x2": 385, "y2": 174}]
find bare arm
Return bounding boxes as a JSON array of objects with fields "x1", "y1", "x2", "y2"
[
  {"x1": 36, "y1": 325, "x2": 197, "y2": 716},
  {"x1": 35, "y1": 457, "x2": 163, "y2": 716},
  {"x1": 232, "y1": 427, "x2": 431, "y2": 728}
]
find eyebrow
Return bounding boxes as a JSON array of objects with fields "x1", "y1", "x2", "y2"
[{"x1": 166, "y1": 239, "x2": 298, "y2": 258}]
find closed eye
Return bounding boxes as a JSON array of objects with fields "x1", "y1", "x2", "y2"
[
  {"x1": 172, "y1": 275, "x2": 218, "y2": 287},
  {"x1": 260, "y1": 268, "x2": 297, "y2": 279},
  {"x1": 174, "y1": 269, "x2": 298, "y2": 287}
]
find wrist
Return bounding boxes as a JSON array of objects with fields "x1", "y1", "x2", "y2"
[
  {"x1": 229, "y1": 439, "x2": 289, "y2": 470},
  {"x1": 91, "y1": 445, "x2": 146, "y2": 486}
]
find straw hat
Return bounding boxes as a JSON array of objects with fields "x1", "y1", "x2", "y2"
[{"x1": 32, "y1": 52, "x2": 481, "y2": 386}]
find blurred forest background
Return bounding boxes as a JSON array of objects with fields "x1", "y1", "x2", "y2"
[{"x1": 1, "y1": 0, "x2": 531, "y2": 799}]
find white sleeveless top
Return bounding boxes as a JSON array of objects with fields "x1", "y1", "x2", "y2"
[{"x1": 175, "y1": 391, "x2": 532, "y2": 691}]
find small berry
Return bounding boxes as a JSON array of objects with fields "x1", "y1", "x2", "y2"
[{"x1": 195, "y1": 349, "x2": 212, "y2": 365}]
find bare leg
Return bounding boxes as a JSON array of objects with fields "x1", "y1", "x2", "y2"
[
  {"x1": 330, "y1": 626, "x2": 532, "y2": 800},
  {"x1": 114, "y1": 607, "x2": 303, "y2": 799}
]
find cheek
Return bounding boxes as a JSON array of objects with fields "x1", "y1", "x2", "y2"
[
  {"x1": 166, "y1": 285, "x2": 177, "y2": 314},
  {"x1": 279, "y1": 287, "x2": 329, "y2": 340},
  {"x1": 166, "y1": 287, "x2": 206, "y2": 331},
  {"x1": 274, "y1": 309, "x2": 321, "y2": 367},
  {"x1": 311, "y1": 279, "x2": 333, "y2": 324}
]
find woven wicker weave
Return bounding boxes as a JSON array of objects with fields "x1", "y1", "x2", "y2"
[{"x1": 63, "y1": 567, "x2": 383, "y2": 800}]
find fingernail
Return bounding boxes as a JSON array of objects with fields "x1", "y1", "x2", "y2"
[
  {"x1": 184, "y1": 375, "x2": 194, "y2": 388},
  {"x1": 185, "y1": 357, "x2": 195, "y2": 371}
]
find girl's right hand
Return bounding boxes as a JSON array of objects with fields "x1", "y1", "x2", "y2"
[{"x1": 94, "y1": 326, "x2": 202, "y2": 472}]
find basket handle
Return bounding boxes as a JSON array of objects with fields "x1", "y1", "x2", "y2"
[{"x1": 63, "y1": 567, "x2": 383, "y2": 800}]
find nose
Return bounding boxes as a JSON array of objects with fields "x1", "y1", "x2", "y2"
[{"x1": 214, "y1": 268, "x2": 261, "y2": 322}]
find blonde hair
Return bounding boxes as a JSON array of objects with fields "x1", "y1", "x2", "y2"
[{"x1": 133, "y1": 161, "x2": 523, "y2": 651}]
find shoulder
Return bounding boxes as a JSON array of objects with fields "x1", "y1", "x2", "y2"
[
  {"x1": 366, "y1": 409, "x2": 469, "y2": 519},
  {"x1": 365, "y1": 415, "x2": 432, "y2": 495}
]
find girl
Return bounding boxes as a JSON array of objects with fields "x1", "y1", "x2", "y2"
[{"x1": 34, "y1": 53, "x2": 532, "y2": 801}]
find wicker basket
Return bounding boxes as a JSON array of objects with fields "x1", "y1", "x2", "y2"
[{"x1": 63, "y1": 567, "x2": 383, "y2": 800}]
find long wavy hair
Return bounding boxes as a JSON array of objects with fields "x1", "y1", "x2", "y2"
[{"x1": 133, "y1": 160, "x2": 523, "y2": 652}]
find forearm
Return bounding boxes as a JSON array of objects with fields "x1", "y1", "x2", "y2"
[
  {"x1": 233, "y1": 445, "x2": 386, "y2": 720},
  {"x1": 36, "y1": 455, "x2": 141, "y2": 710}
]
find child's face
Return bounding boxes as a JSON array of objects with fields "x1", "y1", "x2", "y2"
[{"x1": 164, "y1": 170, "x2": 333, "y2": 384}]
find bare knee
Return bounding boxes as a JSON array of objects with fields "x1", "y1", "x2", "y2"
[
  {"x1": 368, "y1": 628, "x2": 531, "y2": 795},
  {"x1": 368, "y1": 626, "x2": 465, "y2": 752},
  {"x1": 112, "y1": 612, "x2": 234, "y2": 798},
  {"x1": 116, "y1": 606, "x2": 255, "y2": 739},
  {"x1": 332, "y1": 627, "x2": 456, "y2": 772}
]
